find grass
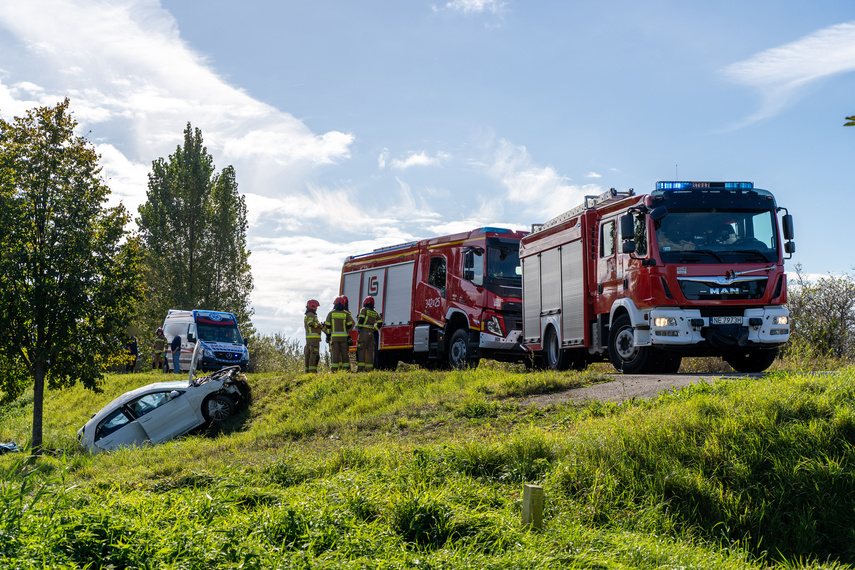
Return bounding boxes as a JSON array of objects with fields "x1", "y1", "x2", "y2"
[{"x1": 1, "y1": 362, "x2": 854, "y2": 568}]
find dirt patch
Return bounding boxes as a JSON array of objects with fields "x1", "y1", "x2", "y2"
[{"x1": 518, "y1": 372, "x2": 764, "y2": 407}]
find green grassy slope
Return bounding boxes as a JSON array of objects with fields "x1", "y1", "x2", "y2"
[{"x1": 1, "y1": 366, "x2": 853, "y2": 569}]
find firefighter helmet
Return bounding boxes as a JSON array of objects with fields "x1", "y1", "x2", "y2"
[
  {"x1": 363, "y1": 296, "x2": 375, "y2": 307},
  {"x1": 307, "y1": 299, "x2": 320, "y2": 310},
  {"x1": 333, "y1": 296, "x2": 342, "y2": 306},
  {"x1": 341, "y1": 295, "x2": 349, "y2": 307},
  {"x1": 156, "y1": 327, "x2": 164, "y2": 335}
]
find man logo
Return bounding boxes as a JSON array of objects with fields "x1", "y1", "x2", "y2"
[
  {"x1": 368, "y1": 276, "x2": 379, "y2": 296},
  {"x1": 709, "y1": 287, "x2": 741, "y2": 295}
]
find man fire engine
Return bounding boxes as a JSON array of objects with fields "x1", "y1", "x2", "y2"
[
  {"x1": 520, "y1": 182, "x2": 795, "y2": 374},
  {"x1": 340, "y1": 227, "x2": 529, "y2": 369}
]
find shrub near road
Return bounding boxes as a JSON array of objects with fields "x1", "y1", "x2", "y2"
[{"x1": 1, "y1": 367, "x2": 854, "y2": 569}]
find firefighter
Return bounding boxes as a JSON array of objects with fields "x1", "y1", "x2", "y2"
[
  {"x1": 356, "y1": 296, "x2": 382, "y2": 372},
  {"x1": 324, "y1": 297, "x2": 354, "y2": 371},
  {"x1": 152, "y1": 327, "x2": 167, "y2": 371},
  {"x1": 304, "y1": 299, "x2": 323, "y2": 373}
]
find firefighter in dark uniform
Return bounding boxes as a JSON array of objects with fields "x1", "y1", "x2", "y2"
[
  {"x1": 304, "y1": 299, "x2": 323, "y2": 373},
  {"x1": 324, "y1": 296, "x2": 354, "y2": 371},
  {"x1": 356, "y1": 296, "x2": 382, "y2": 372}
]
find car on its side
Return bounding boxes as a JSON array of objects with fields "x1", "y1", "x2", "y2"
[{"x1": 77, "y1": 366, "x2": 250, "y2": 453}]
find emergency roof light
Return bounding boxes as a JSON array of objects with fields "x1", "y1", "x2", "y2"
[{"x1": 656, "y1": 181, "x2": 754, "y2": 190}]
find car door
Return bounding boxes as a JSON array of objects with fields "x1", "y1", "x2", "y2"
[
  {"x1": 93, "y1": 407, "x2": 148, "y2": 452},
  {"x1": 130, "y1": 390, "x2": 202, "y2": 444}
]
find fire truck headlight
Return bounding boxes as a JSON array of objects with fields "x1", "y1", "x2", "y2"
[
  {"x1": 485, "y1": 316, "x2": 503, "y2": 336},
  {"x1": 772, "y1": 316, "x2": 789, "y2": 326},
  {"x1": 653, "y1": 317, "x2": 677, "y2": 328}
]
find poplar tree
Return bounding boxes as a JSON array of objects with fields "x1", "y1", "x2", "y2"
[
  {"x1": 0, "y1": 99, "x2": 144, "y2": 452},
  {"x1": 137, "y1": 124, "x2": 253, "y2": 336}
]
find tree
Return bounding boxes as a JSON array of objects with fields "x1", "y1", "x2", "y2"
[
  {"x1": 0, "y1": 99, "x2": 144, "y2": 452},
  {"x1": 137, "y1": 124, "x2": 253, "y2": 339},
  {"x1": 845, "y1": 115, "x2": 855, "y2": 126},
  {"x1": 786, "y1": 264, "x2": 855, "y2": 360}
]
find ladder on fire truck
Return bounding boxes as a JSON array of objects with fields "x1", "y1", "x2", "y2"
[{"x1": 530, "y1": 187, "x2": 635, "y2": 234}]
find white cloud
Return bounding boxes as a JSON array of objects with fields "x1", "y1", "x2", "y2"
[
  {"x1": 586, "y1": 171, "x2": 602, "y2": 178},
  {"x1": 483, "y1": 139, "x2": 597, "y2": 220},
  {"x1": 439, "y1": 0, "x2": 506, "y2": 15},
  {"x1": 389, "y1": 150, "x2": 449, "y2": 170},
  {"x1": 0, "y1": 0, "x2": 354, "y2": 183},
  {"x1": 723, "y1": 21, "x2": 855, "y2": 126}
]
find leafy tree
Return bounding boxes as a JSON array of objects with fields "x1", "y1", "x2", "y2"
[
  {"x1": 137, "y1": 124, "x2": 253, "y2": 345},
  {"x1": 0, "y1": 99, "x2": 144, "y2": 452},
  {"x1": 845, "y1": 115, "x2": 855, "y2": 126}
]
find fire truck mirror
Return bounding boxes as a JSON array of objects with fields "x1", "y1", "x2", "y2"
[
  {"x1": 782, "y1": 214, "x2": 794, "y2": 240},
  {"x1": 649, "y1": 206, "x2": 668, "y2": 221},
  {"x1": 619, "y1": 214, "x2": 635, "y2": 243},
  {"x1": 785, "y1": 241, "x2": 796, "y2": 254},
  {"x1": 621, "y1": 240, "x2": 636, "y2": 254}
]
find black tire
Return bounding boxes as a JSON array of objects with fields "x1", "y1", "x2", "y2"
[
  {"x1": 658, "y1": 351, "x2": 682, "y2": 374},
  {"x1": 447, "y1": 329, "x2": 474, "y2": 369},
  {"x1": 608, "y1": 313, "x2": 660, "y2": 374},
  {"x1": 202, "y1": 393, "x2": 235, "y2": 423},
  {"x1": 543, "y1": 327, "x2": 570, "y2": 371},
  {"x1": 725, "y1": 348, "x2": 777, "y2": 373}
]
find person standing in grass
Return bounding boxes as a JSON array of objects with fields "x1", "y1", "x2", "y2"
[
  {"x1": 356, "y1": 296, "x2": 382, "y2": 372},
  {"x1": 152, "y1": 327, "x2": 167, "y2": 371},
  {"x1": 324, "y1": 296, "x2": 354, "y2": 372},
  {"x1": 304, "y1": 299, "x2": 323, "y2": 373},
  {"x1": 170, "y1": 334, "x2": 181, "y2": 374}
]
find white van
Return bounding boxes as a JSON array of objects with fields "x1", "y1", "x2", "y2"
[{"x1": 162, "y1": 309, "x2": 249, "y2": 373}]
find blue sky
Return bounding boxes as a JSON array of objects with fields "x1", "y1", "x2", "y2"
[{"x1": 1, "y1": 0, "x2": 853, "y2": 337}]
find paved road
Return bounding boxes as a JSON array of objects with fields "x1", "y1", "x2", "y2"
[{"x1": 520, "y1": 372, "x2": 765, "y2": 407}]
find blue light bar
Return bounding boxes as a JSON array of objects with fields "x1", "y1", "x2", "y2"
[
  {"x1": 655, "y1": 181, "x2": 754, "y2": 190},
  {"x1": 477, "y1": 227, "x2": 512, "y2": 234}
]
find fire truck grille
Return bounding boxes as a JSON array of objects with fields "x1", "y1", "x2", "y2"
[{"x1": 678, "y1": 278, "x2": 767, "y2": 301}]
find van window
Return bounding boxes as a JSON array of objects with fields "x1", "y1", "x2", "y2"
[
  {"x1": 163, "y1": 322, "x2": 188, "y2": 343},
  {"x1": 428, "y1": 257, "x2": 446, "y2": 290},
  {"x1": 197, "y1": 322, "x2": 242, "y2": 344}
]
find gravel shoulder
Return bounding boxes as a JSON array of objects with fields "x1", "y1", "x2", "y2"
[{"x1": 519, "y1": 372, "x2": 765, "y2": 407}]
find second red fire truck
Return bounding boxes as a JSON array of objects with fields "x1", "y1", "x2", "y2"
[
  {"x1": 340, "y1": 227, "x2": 529, "y2": 369},
  {"x1": 520, "y1": 182, "x2": 795, "y2": 373}
]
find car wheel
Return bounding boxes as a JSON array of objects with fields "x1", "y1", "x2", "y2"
[
  {"x1": 608, "y1": 313, "x2": 660, "y2": 374},
  {"x1": 202, "y1": 394, "x2": 235, "y2": 423}
]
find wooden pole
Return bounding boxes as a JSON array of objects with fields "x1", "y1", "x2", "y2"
[{"x1": 521, "y1": 484, "x2": 544, "y2": 530}]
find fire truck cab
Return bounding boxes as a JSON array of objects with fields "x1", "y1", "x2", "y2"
[
  {"x1": 341, "y1": 227, "x2": 529, "y2": 369},
  {"x1": 520, "y1": 182, "x2": 795, "y2": 374}
]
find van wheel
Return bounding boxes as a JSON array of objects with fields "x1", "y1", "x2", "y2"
[{"x1": 608, "y1": 314, "x2": 659, "y2": 374}]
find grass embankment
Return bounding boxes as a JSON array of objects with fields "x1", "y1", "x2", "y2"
[{"x1": 1, "y1": 365, "x2": 854, "y2": 569}]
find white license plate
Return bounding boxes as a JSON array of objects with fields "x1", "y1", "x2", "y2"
[{"x1": 711, "y1": 316, "x2": 742, "y2": 325}]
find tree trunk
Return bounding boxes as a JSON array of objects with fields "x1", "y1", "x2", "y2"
[{"x1": 31, "y1": 360, "x2": 45, "y2": 454}]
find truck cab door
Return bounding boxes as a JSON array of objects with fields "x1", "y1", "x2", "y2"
[
  {"x1": 596, "y1": 218, "x2": 622, "y2": 312},
  {"x1": 416, "y1": 255, "x2": 448, "y2": 325}
]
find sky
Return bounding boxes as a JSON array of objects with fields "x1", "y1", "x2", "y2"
[{"x1": 1, "y1": 0, "x2": 853, "y2": 338}]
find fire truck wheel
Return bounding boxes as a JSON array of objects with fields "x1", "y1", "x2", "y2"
[
  {"x1": 724, "y1": 348, "x2": 778, "y2": 373},
  {"x1": 657, "y1": 351, "x2": 682, "y2": 374},
  {"x1": 608, "y1": 314, "x2": 660, "y2": 374},
  {"x1": 544, "y1": 327, "x2": 570, "y2": 371},
  {"x1": 447, "y1": 329, "x2": 475, "y2": 369}
]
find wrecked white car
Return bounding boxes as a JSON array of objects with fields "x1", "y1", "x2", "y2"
[{"x1": 77, "y1": 365, "x2": 250, "y2": 453}]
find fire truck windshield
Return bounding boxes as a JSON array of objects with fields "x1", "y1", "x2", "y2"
[
  {"x1": 654, "y1": 210, "x2": 778, "y2": 263},
  {"x1": 484, "y1": 239, "x2": 522, "y2": 295}
]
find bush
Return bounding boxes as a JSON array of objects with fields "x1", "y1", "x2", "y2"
[
  {"x1": 786, "y1": 265, "x2": 855, "y2": 362},
  {"x1": 248, "y1": 333, "x2": 304, "y2": 373}
]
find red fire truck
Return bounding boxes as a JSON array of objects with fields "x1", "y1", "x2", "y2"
[
  {"x1": 340, "y1": 227, "x2": 529, "y2": 369},
  {"x1": 520, "y1": 182, "x2": 795, "y2": 373}
]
